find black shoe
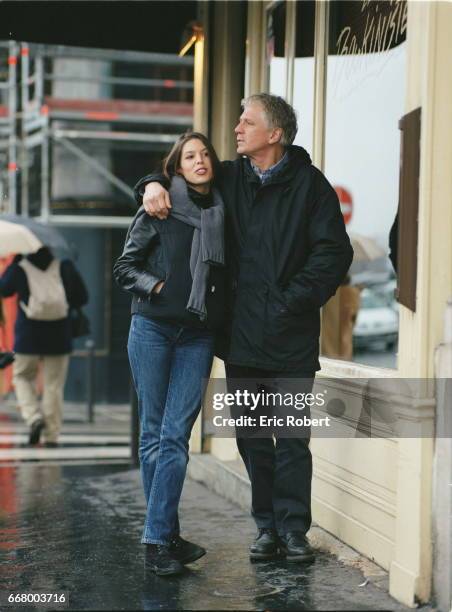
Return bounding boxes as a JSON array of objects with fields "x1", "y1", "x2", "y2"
[
  {"x1": 29, "y1": 419, "x2": 45, "y2": 445},
  {"x1": 249, "y1": 528, "x2": 279, "y2": 560},
  {"x1": 169, "y1": 535, "x2": 206, "y2": 564},
  {"x1": 144, "y1": 544, "x2": 184, "y2": 576},
  {"x1": 279, "y1": 532, "x2": 315, "y2": 563},
  {"x1": 44, "y1": 442, "x2": 58, "y2": 448}
]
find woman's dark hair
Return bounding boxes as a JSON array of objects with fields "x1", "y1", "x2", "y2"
[{"x1": 162, "y1": 132, "x2": 221, "y2": 182}]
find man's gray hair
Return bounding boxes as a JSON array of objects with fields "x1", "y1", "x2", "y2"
[{"x1": 241, "y1": 93, "x2": 298, "y2": 146}]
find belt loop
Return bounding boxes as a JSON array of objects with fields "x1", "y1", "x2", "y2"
[{"x1": 174, "y1": 326, "x2": 184, "y2": 343}]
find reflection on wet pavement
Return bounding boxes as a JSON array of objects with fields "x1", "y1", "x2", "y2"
[{"x1": 0, "y1": 463, "x2": 411, "y2": 611}]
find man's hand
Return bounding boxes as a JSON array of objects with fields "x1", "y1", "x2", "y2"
[
  {"x1": 143, "y1": 182, "x2": 172, "y2": 219},
  {"x1": 153, "y1": 281, "x2": 164, "y2": 294}
]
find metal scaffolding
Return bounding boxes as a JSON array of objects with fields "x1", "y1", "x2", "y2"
[
  {"x1": 18, "y1": 43, "x2": 194, "y2": 226},
  {"x1": 0, "y1": 41, "x2": 18, "y2": 214}
]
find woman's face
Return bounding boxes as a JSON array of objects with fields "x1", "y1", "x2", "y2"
[{"x1": 178, "y1": 138, "x2": 213, "y2": 192}]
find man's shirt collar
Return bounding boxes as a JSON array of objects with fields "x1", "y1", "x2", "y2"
[{"x1": 249, "y1": 150, "x2": 289, "y2": 184}]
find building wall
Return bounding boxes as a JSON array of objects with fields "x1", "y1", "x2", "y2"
[{"x1": 389, "y1": 2, "x2": 452, "y2": 605}]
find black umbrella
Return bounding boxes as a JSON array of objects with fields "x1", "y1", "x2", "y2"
[{"x1": 0, "y1": 214, "x2": 73, "y2": 260}]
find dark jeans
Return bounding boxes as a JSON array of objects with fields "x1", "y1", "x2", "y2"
[
  {"x1": 225, "y1": 363, "x2": 315, "y2": 536},
  {"x1": 128, "y1": 315, "x2": 214, "y2": 544}
]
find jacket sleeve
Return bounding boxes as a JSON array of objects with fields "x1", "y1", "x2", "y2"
[
  {"x1": 61, "y1": 260, "x2": 89, "y2": 308},
  {"x1": 113, "y1": 209, "x2": 162, "y2": 298},
  {"x1": 282, "y1": 169, "x2": 354, "y2": 313},
  {"x1": 133, "y1": 173, "x2": 170, "y2": 207},
  {"x1": 0, "y1": 262, "x2": 21, "y2": 297}
]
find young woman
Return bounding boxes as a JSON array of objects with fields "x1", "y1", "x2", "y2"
[{"x1": 114, "y1": 133, "x2": 225, "y2": 576}]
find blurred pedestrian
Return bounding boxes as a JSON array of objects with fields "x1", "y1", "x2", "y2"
[
  {"x1": 389, "y1": 210, "x2": 398, "y2": 274},
  {"x1": 322, "y1": 275, "x2": 361, "y2": 361},
  {"x1": 114, "y1": 133, "x2": 225, "y2": 576},
  {"x1": 0, "y1": 295, "x2": 15, "y2": 370},
  {"x1": 0, "y1": 247, "x2": 88, "y2": 447}
]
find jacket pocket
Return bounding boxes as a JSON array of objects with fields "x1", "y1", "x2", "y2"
[
  {"x1": 152, "y1": 273, "x2": 169, "y2": 300},
  {"x1": 264, "y1": 285, "x2": 317, "y2": 360},
  {"x1": 266, "y1": 284, "x2": 291, "y2": 317}
]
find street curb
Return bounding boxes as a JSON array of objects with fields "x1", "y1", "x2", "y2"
[{"x1": 187, "y1": 453, "x2": 251, "y2": 511}]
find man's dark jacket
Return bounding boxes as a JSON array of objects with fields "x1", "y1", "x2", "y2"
[{"x1": 135, "y1": 145, "x2": 354, "y2": 373}]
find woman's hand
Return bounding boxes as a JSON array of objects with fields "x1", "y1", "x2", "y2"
[
  {"x1": 143, "y1": 183, "x2": 172, "y2": 220},
  {"x1": 152, "y1": 281, "x2": 164, "y2": 294}
]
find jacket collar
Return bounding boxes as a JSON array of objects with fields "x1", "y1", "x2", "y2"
[
  {"x1": 243, "y1": 145, "x2": 312, "y2": 186},
  {"x1": 250, "y1": 150, "x2": 289, "y2": 183}
]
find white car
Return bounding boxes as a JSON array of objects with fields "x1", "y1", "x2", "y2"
[{"x1": 353, "y1": 288, "x2": 398, "y2": 350}]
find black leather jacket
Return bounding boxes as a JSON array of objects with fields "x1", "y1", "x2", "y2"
[{"x1": 113, "y1": 207, "x2": 226, "y2": 331}]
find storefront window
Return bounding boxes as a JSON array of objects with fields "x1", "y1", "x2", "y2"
[
  {"x1": 266, "y1": 1, "x2": 287, "y2": 97},
  {"x1": 321, "y1": 0, "x2": 407, "y2": 368},
  {"x1": 292, "y1": 0, "x2": 316, "y2": 154}
]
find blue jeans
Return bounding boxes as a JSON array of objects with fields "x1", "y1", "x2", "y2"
[{"x1": 127, "y1": 315, "x2": 214, "y2": 545}]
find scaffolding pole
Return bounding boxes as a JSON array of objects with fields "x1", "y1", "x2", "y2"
[
  {"x1": 7, "y1": 42, "x2": 18, "y2": 214},
  {"x1": 18, "y1": 41, "x2": 194, "y2": 224},
  {"x1": 53, "y1": 134, "x2": 135, "y2": 203}
]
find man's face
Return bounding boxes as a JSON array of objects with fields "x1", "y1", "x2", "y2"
[{"x1": 234, "y1": 103, "x2": 279, "y2": 157}]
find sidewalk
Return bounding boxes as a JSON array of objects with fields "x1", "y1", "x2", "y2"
[
  {"x1": 0, "y1": 397, "x2": 131, "y2": 464},
  {"x1": 0, "y1": 398, "x2": 435, "y2": 611},
  {"x1": 0, "y1": 461, "x2": 432, "y2": 612}
]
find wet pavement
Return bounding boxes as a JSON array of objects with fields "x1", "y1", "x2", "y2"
[
  {"x1": 0, "y1": 462, "x2": 420, "y2": 611},
  {"x1": 0, "y1": 400, "x2": 130, "y2": 464}
]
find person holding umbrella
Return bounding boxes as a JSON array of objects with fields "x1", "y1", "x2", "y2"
[{"x1": 0, "y1": 236, "x2": 88, "y2": 447}]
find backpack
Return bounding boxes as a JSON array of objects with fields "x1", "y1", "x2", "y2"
[{"x1": 19, "y1": 259, "x2": 69, "y2": 321}]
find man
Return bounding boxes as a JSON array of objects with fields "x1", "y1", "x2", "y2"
[
  {"x1": 134, "y1": 94, "x2": 353, "y2": 562},
  {"x1": 0, "y1": 247, "x2": 88, "y2": 447}
]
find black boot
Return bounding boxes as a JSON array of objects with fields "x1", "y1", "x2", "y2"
[
  {"x1": 144, "y1": 544, "x2": 184, "y2": 576},
  {"x1": 279, "y1": 532, "x2": 315, "y2": 563},
  {"x1": 169, "y1": 535, "x2": 206, "y2": 564},
  {"x1": 29, "y1": 419, "x2": 45, "y2": 445},
  {"x1": 249, "y1": 528, "x2": 279, "y2": 560}
]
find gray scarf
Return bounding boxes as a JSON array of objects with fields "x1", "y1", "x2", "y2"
[{"x1": 169, "y1": 175, "x2": 225, "y2": 321}]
